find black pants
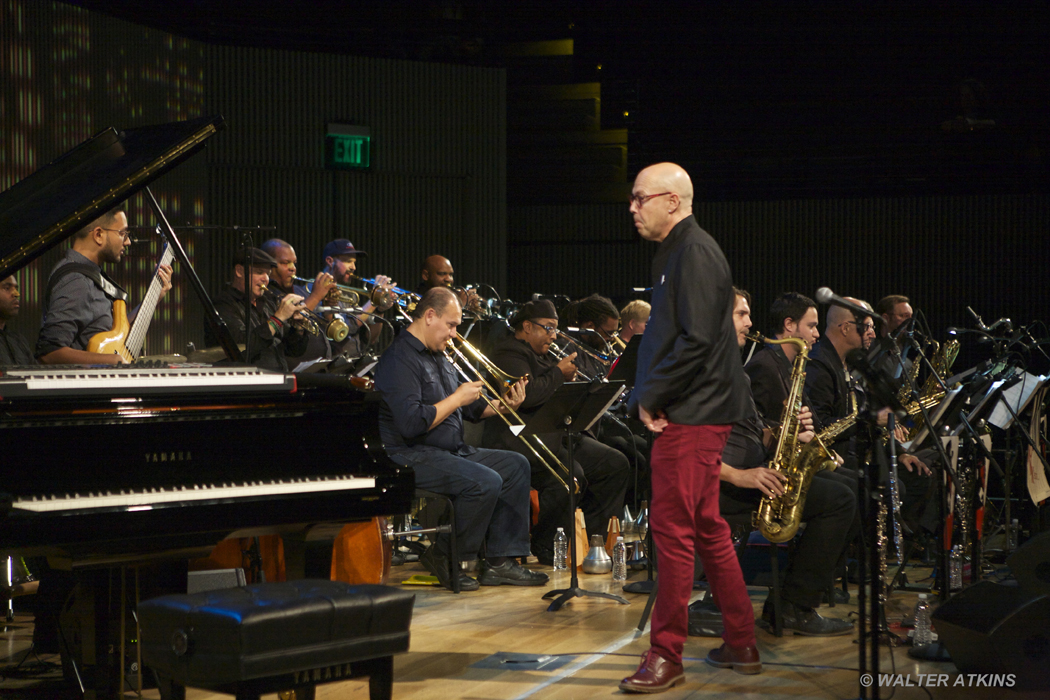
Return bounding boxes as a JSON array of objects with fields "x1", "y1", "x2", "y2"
[
  {"x1": 511, "y1": 433, "x2": 630, "y2": 558},
  {"x1": 720, "y1": 470, "x2": 856, "y2": 609}
]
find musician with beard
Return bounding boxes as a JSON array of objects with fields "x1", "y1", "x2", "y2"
[
  {"x1": 35, "y1": 204, "x2": 172, "y2": 365},
  {"x1": 205, "y1": 247, "x2": 308, "y2": 372},
  {"x1": 483, "y1": 299, "x2": 630, "y2": 566},
  {"x1": 689, "y1": 288, "x2": 854, "y2": 637},
  {"x1": 261, "y1": 238, "x2": 367, "y2": 363}
]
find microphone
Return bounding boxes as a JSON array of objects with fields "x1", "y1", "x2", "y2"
[
  {"x1": 566, "y1": 326, "x2": 598, "y2": 335},
  {"x1": 814, "y1": 287, "x2": 874, "y2": 318},
  {"x1": 890, "y1": 317, "x2": 915, "y2": 341},
  {"x1": 987, "y1": 317, "x2": 1013, "y2": 334},
  {"x1": 631, "y1": 287, "x2": 653, "y2": 293},
  {"x1": 967, "y1": 306, "x2": 989, "y2": 332}
]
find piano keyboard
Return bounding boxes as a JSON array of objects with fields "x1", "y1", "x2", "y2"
[
  {"x1": 0, "y1": 365, "x2": 296, "y2": 398},
  {"x1": 12, "y1": 476, "x2": 376, "y2": 513}
]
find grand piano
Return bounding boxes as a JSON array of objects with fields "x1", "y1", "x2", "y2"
[{"x1": 0, "y1": 116, "x2": 414, "y2": 698}]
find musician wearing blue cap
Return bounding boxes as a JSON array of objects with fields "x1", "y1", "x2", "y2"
[{"x1": 321, "y1": 238, "x2": 396, "y2": 345}]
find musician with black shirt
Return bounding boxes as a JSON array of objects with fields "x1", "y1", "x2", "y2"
[
  {"x1": 719, "y1": 289, "x2": 854, "y2": 635},
  {"x1": 205, "y1": 247, "x2": 308, "y2": 372},
  {"x1": 261, "y1": 238, "x2": 362, "y2": 363},
  {"x1": 745, "y1": 292, "x2": 820, "y2": 429},
  {"x1": 0, "y1": 275, "x2": 34, "y2": 365},
  {"x1": 482, "y1": 299, "x2": 630, "y2": 566},
  {"x1": 35, "y1": 204, "x2": 172, "y2": 365}
]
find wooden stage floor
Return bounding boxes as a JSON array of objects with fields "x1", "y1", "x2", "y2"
[{"x1": 0, "y1": 557, "x2": 1041, "y2": 699}]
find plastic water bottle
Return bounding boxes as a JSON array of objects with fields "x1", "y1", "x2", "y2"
[
  {"x1": 913, "y1": 594, "x2": 932, "y2": 647},
  {"x1": 553, "y1": 528, "x2": 568, "y2": 570},
  {"x1": 1008, "y1": 519, "x2": 1019, "y2": 550},
  {"x1": 949, "y1": 545, "x2": 962, "y2": 590},
  {"x1": 612, "y1": 536, "x2": 627, "y2": 582}
]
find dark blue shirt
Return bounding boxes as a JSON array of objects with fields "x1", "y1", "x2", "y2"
[{"x1": 374, "y1": 330, "x2": 486, "y2": 455}]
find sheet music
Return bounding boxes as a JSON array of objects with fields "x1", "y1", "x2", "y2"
[{"x1": 988, "y1": 372, "x2": 1049, "y2": 430}]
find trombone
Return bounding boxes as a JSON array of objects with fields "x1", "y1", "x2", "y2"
[{"x1": 444, "y1": 336, "x2": 580, "y2": 495}]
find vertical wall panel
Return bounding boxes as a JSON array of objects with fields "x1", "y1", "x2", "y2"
[
  {"x1": 509, "y1": 194, "x2": 1050, "y2": 341},
  {"x1": 204, "y1": 46, "x2": 506, "y2": 302},
  {"x1": 1, "y1": 1, "x2": 207, "y2": 356}
]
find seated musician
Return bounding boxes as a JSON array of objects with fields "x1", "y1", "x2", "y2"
[
  {"x1": 695, "y1": 289, "x2": 854, "y2": 636},
  {"x1": 873, "y1": 294, "x2": 937, "y2": 534},
  {"x1": 204, "y1": 247, "x2": 308, "y2": 372},
  {"x1": 0, "y1": 275, "x2": 35, "y2": 365},
  {"x1": 415, "y1": 254, "x2": 482, "y2": 317},
  {"x1": 745, "y1": 292, "x2": 820, "y2": 429},
  {"x1": 35, "y1": 204, "x2": 172, "y2": 365},
  {"x1": 321, "y1": 238, "x2": 395, "y2": 344},
  {"x1": 374, "y1": 287, "x2": 548, "y2": 591},
  {"x1": 262, "y1": 238, "x2": 361, "y2": 363},
  {"x1": 482, "y1": 299, "x2": 630, "y2": 566},
  {"x1": 618, "y1": 299, "x2": 650, "y2": 345},
  {"x1": 743, "y1": 291, "x2": 860, "y2": 601},
  {"x1": 804, "y1": 299, "x2": 875, "y2": 475},
  {"x1": 564, "y1": 294, "x2": 619, "y2": 380}
]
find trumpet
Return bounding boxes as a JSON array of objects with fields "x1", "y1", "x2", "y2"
[
  {"x1": 548, "y1": 339, "x2": 596, "y2": 382},
  {"x1": 555, "y1": 329, "x2": 616, "y2": 367},
  {"x1": 354, "y1": 276, "x2": 419, "y2": 317},
  {"x1": 263, "y1": 288, "x2": 349, "y2": 342},
  {"x1": 444, "y1": 335, "x2": 579, "y2": 494},
  {"x1": 292, "y1": 275, "x2": 384, "y2": 308}
]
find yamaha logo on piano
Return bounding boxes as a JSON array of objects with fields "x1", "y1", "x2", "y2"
[{"x1": 145, "y1": 452, "x2": 192, "y2": 463}]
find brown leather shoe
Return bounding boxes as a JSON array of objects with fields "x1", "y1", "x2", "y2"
[
  {"x1": 619, "y1": 648, "x2": 685, "y2": 693},
  {"x1": 705, "y1": 643, "x2": 762, "y2": 675}
]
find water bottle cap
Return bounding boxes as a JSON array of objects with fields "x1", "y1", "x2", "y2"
[
  {"x1": 556, "y1": 527, "x2": 564, "y2": 532},
  {"x1": 918, "y1": 593, "x2": 927, "y2": 600},
  {"x1": 616, "y1": 536, "x2": 624, "y2": 543}
]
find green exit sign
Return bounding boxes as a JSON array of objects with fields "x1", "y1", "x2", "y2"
[{"x1": 325, "y1": 124, "x2": 371, "y2": 170}]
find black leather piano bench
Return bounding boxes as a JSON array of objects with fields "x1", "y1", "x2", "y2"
[{"x1": 138, "y1": 580, "x2": 415, "y2": 700}]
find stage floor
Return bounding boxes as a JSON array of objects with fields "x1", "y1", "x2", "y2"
[{"x1": 0, "y1": 557, "x2": 1042, "y2": 699}]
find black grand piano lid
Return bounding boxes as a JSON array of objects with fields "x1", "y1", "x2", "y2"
[{"x1": 0, "y1": 114, "x2": 225, "y2": 280}]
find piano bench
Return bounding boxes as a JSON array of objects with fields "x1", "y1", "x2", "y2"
[{"x1": 138, "y1": 580, "x2": 415, "y2": 700}]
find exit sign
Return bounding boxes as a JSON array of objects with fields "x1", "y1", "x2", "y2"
[{"x1": 325, "y1": 124, "x2": 371, "y2": 170}]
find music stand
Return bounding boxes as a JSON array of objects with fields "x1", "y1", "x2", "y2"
[
  {"x1": 607, "y1": 335, "x2": 641, "y2": 386},
  {"x1": 519, "y1": 380, "x2": 630, "y2": 611}
]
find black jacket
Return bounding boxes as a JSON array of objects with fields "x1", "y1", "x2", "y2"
[
  {"x1": 206, "y1": 284, "x2": 308, "y2": 372},
  {"x1": 632, "y1": 216, "x2": 750, "y2": 426},
  {"x1": 745, "y1": 342, "x2": 793, "y2": 428},
  {"x1": 482, "y1": 333, "x2": 566, "y2": 449},
  {"x1": 803, "y1": 338, "x2": 856, "y2": 456}
]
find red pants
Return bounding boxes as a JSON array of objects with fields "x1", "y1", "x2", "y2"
[{"x1": 650, "y1": 422, "x2": 756, "y2": 663}]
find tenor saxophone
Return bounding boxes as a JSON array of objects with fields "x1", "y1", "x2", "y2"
[
  {"x1": 748, "y1": 333, "x2": 808, "y2": 543},
  {"x1": 752, "y1": 332, "x2": 858, "y2": 544}
]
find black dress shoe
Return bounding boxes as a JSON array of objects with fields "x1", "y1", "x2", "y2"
[
  {"x1": 821, "y1": 587, "x2": 851, "y2": 605},
  {"x1": 763, "y1": 598, "x2": 853, "y2": 636},
  {"x1": 420, "y1": 545, "x2": 479, "y2": 592},
  {"x1": 478, "y1": 560, "x2": 549, "y2": 586}
]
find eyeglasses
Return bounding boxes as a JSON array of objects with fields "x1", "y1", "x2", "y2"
[
  {"x1": 628, "y1": 192, "x2": 673, "y2": 207},
  {"x1": 101, "y1": 227, "x2": 132, "y2": 242},
  {"x1": 530, "y1": 322, "x2": 557, "y2": 335},
  {"x1": 840, "y1": 320, "x2": 875, "y2": 333}
]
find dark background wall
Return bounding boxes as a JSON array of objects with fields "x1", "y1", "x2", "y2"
[
  {"x1": 0, "y1": 1, "x2": 505, "y2": 355},
  {"x1": 2, "y1": 0, "x2": 1047, "y2": 369}
]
